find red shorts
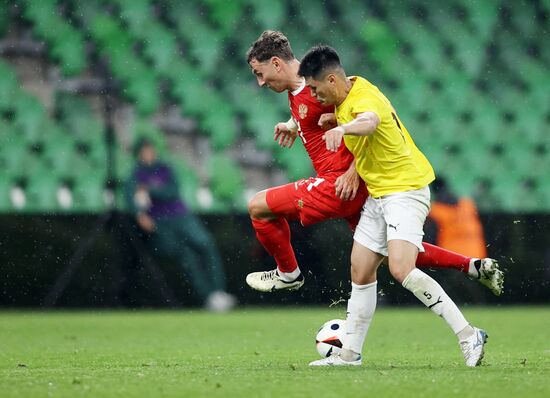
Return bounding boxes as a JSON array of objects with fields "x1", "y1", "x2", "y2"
[{"x1": 265, "y1": 172, "x2": 369, "y2": 229}]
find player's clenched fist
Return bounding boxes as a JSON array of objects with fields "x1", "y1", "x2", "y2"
[
  {"x1": 322, "y1": 126, "x2": 345, "y2": 152},
  {"x1": 274, "y1": 122, "x2": 298, "y2": 148},
  {"x1": 318, "y1": 113, "x2": 337, "y2": 130}
]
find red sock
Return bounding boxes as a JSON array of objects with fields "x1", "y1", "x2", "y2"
[
  {"x1": 251, "y1": 218, "x2": 298, "y2": 273},
  {"x1": 416, "y1": 243, "x2": 471, "y2": 273}
]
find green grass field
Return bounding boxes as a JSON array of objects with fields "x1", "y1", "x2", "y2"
[{"x1": 1, "y1": 307, "x2": 549, "y2": 398}]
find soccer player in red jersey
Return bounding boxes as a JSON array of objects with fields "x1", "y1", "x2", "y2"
[{"x1": 245, "y1": 31, "x2": 503, "y2": 295}]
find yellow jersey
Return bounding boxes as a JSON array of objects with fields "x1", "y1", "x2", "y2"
[{"x1": 336, "y1": 76, "x2": 435, "y2": 197}]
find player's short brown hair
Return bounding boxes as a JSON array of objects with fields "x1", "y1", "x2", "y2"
[{"x1": 246, "y1": 30, "x2": 295, "y2": 63}]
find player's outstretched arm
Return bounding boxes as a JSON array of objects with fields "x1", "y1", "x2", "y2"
[
  {"x1": 323, "y1": 112, "x2": 380, "y2": 152},
  {"x1": 274, "y1": 117, "x2": 298, "y2": 148}
]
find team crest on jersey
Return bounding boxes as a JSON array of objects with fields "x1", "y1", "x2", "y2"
[{"x1": 298, "y1": 104, "x2": 308, "y2": 119}]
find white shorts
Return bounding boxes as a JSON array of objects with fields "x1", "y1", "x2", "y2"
[{"x1": 353, "y1": 186, "x2": 431, "y2": 257}]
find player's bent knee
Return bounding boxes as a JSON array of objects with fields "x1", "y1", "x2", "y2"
[
  {"x1": 350, "y1": 262, "x2": 377, "y2": 285},
  {"x1": 388, "y1": 264, "x2": 415, "y2": 284},
  {"x1": 247, "y1": 191, "x2": 271, "y2": 220}
]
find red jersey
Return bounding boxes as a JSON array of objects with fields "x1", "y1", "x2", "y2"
[{"x1": 288, "y1": 80, "x2": 355, "y2": 175}]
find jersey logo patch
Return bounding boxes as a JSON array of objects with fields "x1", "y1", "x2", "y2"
[{"x1": 298, "y1": 104, "x2": 308, "y2": 119}]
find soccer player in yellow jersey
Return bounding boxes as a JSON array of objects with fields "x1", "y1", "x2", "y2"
[{"x1": 299, "y1": 45, "x2": 488, "y2": 367}]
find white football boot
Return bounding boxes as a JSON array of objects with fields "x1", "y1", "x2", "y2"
[
  {"x1": 245, "y1": 269, "x2": 304, "y2": 292},
  {"x1": 459, "y1": 327, "x2": 488, "y2": 367},
  {"x1": 469, "y1": 258, "x2": 504, "y2": 296},
  {"x1": 309, "y1": 352, "x2": 362, "y2": 367}
]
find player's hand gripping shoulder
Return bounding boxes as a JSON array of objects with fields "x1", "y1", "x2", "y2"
[
  {"x1": 335, "y1": 160, "x2": 360, "y2": 201},
  {"x1": 274, "y1": 118, "x2": 298, "y2": 148},
  {"x1": 323, "y1": 112, "x2": 380, "y2": 152},
  {"x1": 318, "y1": 113, "x2": 337, "y2": 130}
]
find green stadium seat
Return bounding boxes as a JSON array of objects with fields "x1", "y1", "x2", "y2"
[
  {"x1": 0, "y1": 0, "x2": 8, "y2": 37},
  {"x1": 247, "y1": 0, "x2": 285, "y2": 27},
  {"x1": 141, "y1": 23, "x2": 179, "y2": 76},
  {"x1": 13, "y1": 94, "x2": 47, "y2": 143},
  {"x1": 167, "y1": 154, "x2": 200, "y2": 210},
  {"x1": 0, "y1": 136, "x2": 29, "y2": 172},
  {"x1": 198, "y1": 89, "x2": 237, "y2": 149},
  {"x1": 130, "y1": 120, "x2": 168, "y2": 152},
  {"x1": 125, "y1": 72, "x2": 160, "y2": 115},
  {"x1": 42, "y1": 134, "x2": 85, "y2": 178},
  {"x1": 171, "y1": 74, "x2": 206, "y2": 118},
  {"x1": 113, "y1": 0, "x2": 151, "y2": 35},
  {"x1": 0, "y1": 61, "x2": 21, "y2": 112},
  {"x1": 71, "y1": 172, "x2": 107, "y2": 212},
  {"x1": 115, "y1": 146, "x2": 134, "y2": 183},
  {"x1": 24, "y1": 172, "x2": 60, "y2": 213},
  {"x1": 275, "y1": 146, "x2": 313, "y2": 182},
  {"x1": 49, "y1": 28, "x2": 87, "y2": 76},
  {"x1": 23, "y1": 0, "x2": 58, "y2": 33},
  {"x1": 204, "y1": 0, "x2": 243, "y2": 37},
  {"x1": 499, "y1": 176, "x2": 531, "y2": 212},
  {"x1": 208, "y1": 153, "x2": 245, "y2": 209},
  {"x1": 359, "y1": 18, "x2": 399, "y2": 76},
  {"x1": 2, "y1": 0, "x2": 547, "y2": 214},
  {"x1": 338, "y1": 1, "x2": 370, "y2": 37},
  {"x1": 463, "y1": 0, "x2": 498, "y2": 40},
  {"x1": 188, "y1": 25, "x2": 223, "y2": 76},
  {"x1": 0, "y1": 174, "x2": 13, "y2": 211},
  {"x1": 89, "y1": 13, "x2": 162, "y2": 112}
]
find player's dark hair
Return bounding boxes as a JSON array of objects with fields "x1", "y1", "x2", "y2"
[
  {"x1": 298, "y1": 44, "x2": 344, "y2": 79},
  {"x1": 247, "y1": 30, "x2": 295, "y2": 63}
]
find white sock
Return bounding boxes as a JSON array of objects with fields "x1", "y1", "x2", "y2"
[
  {"x1": 277, "y1": 267, "x2": 301, "y2": 282},
  {"x1": 457, "y1": 324, "x2": 475, "y2": 341},
  {"x1": 467, "y1": 258, "x2": 480, "y2": 278},
  {"x1": 342, "y1": 281, "x2": 377, "y2": 356},
  {"x1": 402, "y1": 268, "x2": 469, "y2": 334}
]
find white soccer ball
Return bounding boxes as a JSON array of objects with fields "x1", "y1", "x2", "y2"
[{"x1": 315, "y1": 319, "x2": 346, "y2": 358}]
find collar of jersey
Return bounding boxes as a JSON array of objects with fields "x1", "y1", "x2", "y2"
[{"x1": 290, "y1": 78, "x2": 306, "y2": 96}]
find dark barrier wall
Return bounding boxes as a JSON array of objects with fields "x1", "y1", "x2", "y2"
[{"x1": 0, "y1": 213, "x2": 548, "y2": 307}]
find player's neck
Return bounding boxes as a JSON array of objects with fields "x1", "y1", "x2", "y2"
[
  {"x1": 287, "y1": 59, "x2": 304, "y2": 91},
  {"x1": 335, "y1": 78, "x2": 354, "y2": 106}
]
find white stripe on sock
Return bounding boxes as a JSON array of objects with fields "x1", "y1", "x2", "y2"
[{"x1": 277, "y1": 267, "x2": 301, "y2": 282}]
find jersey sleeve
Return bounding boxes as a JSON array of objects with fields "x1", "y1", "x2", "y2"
[{"x1": 350, "y1": 90, "x2": 387, "y2": 120}]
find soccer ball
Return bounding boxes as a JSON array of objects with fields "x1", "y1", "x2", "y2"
[{"x1": 315, "y1": 319, "x2": 346, "y2": 357}]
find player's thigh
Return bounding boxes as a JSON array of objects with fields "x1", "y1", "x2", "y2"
[
  {"x1": 350, "y1": 240, "x2": 384, "y2": 285},
  {"x1": 382, "y1": 187, "x2": 430, "y2": 253},
  {"x1": 264, "y1": 182, "x2": 301, "y2": 221},
  {"x1": 297, "y1": 176, "x2": 366, "y2": 227},
  {"x1": 353, "y1": 196, "x2": 388, "y2": 257},
  {"x1": 387, "y1": 239, "x2": 419, "y2": 283}
]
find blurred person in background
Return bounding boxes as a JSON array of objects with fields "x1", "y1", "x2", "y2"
[
  {"x1": 426, "y1": 178, "x2": 487, "y2": 259},
  {"x1": 125, "y1": 138, "x2": 236, "y2": 312}
]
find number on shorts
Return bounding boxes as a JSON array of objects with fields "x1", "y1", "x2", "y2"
[{"x1": 307, "y1": 178, "x2": 325, "y2": 191}]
